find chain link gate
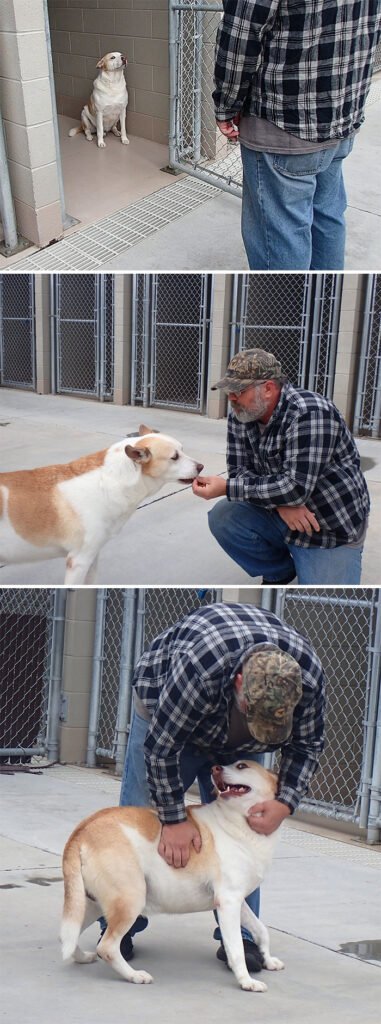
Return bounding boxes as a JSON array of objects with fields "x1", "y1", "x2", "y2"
[
  {"x1": 131, "y1": 274, "x2": 211, "y2": 411},
  {"x1": 169, "y1": 0, "x2": 242, "y2": 195},
  {"x1": 51, "y1": 274, "x2": 115, "y2": 400},
  {"x1": 354, "y1": 274, "x2": 381, "y2": 438},
  {"x1": 0, "y1": 274, "x2": 36, "y2": 389},
  {"x1": 273, "y1": 588, "x2": 381, "y2": 836},
  {"x1": 230, "y1": 273, "x2": 341, "y2": 396},
  {"x1": 0, "y1": 588, "x2": 66, "y2": 763},
  {"x1": 89, "y1": 588, "x2": 220, "y2": 771}
]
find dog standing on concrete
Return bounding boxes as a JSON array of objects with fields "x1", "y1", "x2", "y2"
[
  {"x1": 68, "y1": 51, "x2": 129, "y2": 148},
  {"x1": 0, "y1": 426, "x2": 203, "y2": 584},
  {"x1": 60, "y1": 761, "x2": 284, "y2": 992}
]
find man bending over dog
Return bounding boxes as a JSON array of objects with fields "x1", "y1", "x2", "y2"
[
  {"x1": 100, "y1": 602, "x2": 325, "y2": 975},
  {"x1": 192, "y1": 349, "x2": 370, "y2": 585}
]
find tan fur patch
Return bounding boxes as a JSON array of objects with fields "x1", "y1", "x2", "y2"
[
  {"x1": 0, "y1": 449, "x2": 107, "y2": 546},
  {"x1": 135, "y1": 436, "x2": 176, "y2": 478},
  {"x1": 88, "y1": 95, "x2": 96, "y2": 115},
  {"x1": 246, "y1": 761, "x2": 278, "y2": 797}
]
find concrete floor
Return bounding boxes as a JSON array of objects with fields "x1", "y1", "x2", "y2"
[
  {"x1": 58, "y1": 115, "x2": 176, "y2": 228},
  {"x1": 0, "y1": 764, "x2": 380, "y2": 1024},
  {"x1": 1, "y1": 90, "x2": 380, "y2": 272},
  {"x1": 102, "y1": 96, "x2": 381, "y2": 272},
  {"x1": 0, "y1": 389, "x2": 380, "y2": 586}
]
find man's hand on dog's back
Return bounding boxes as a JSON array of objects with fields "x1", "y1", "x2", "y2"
[{"x1": 159, "y1": 821, "x2": 202, "y2": 868}]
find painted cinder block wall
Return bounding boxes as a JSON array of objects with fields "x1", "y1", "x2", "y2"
[
  {"x1": 47, "y1": 0, "x2": 169, "y2": 146},
  {"x1": 0, "y1": 0, "x2": 63, "y2": 247}
]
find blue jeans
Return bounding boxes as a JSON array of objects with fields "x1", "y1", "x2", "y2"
[
  {"x1": 240, "y1": 137, "x2": 354, "y2": 270},
  {"x1": 120, "y1": 709, "x2": 264, "y2": 941},
  {"x1": 208, "y1": 499, "x2": 363, "y2": 584}
]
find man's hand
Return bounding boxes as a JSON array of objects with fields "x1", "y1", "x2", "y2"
[
  {"x1": 247, "y1": 799, "x2": 291, "y2": 835},
  {"x1": 158, "y1": 821, "x2": 202, "y2": 868},
  {"x1": 216, "y1": 114, "x2": 240, "y2": 142},
  {"x1": 277, "y1": 505, "x2": 320, "y2": 535},
  {"x1": 192, "y1": 475, "x2": 227, "y2": 500}
]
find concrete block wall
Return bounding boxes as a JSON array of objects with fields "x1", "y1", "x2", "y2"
[
  {"x1": 47, "y1": 0, "x2": 169, "y2": 146},
  {"x1": 333, "y1": 274, "x2": 366, "y2": 427},
  {"x1": 59, "y1": 588, "x2": 98, "y2": 763},
  {"x1": 207, "y1": 274, "x2": 233, "y2": 419},
  {"x1": 0, "y1": 0, "x2": 63, "y2": 247},
  {"x1": 113, "y1": 274, "x2": 133, "y2": 405}
]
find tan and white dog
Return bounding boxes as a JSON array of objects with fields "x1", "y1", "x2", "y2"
[
  {"x1": 60, "y1": 761, "x2": 284, "y2": 992},
  {"x1": 68, "y1": 51, "x2": 129, "y2": 148},
  {"x1": 0, "y1": 426, "x2": 203, "y2": 584}
]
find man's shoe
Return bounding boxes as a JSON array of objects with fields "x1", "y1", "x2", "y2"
[
  {"x1": 216, "y1": 938, "x2": 264, "y2": 973},
  {"x1": 120, "y1": 933, "x2": 135, "y2": 961},
  {"x1": 98, "y1": 925, "x2": 135, "y2": 962}
]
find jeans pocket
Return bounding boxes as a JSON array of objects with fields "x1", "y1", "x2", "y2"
[{"x1": 273, "y1": 150, "x2": 327, "y2": 178}]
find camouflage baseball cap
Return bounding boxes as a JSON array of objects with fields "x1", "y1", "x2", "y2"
[
  {"x1": 242, "y1": 648, "x2": 302, "y2": 744},
  {"x1": 211, "y1": 349, "x2": 282, "y2": 393}
]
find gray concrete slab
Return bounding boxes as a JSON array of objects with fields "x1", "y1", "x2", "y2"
[
  {"x1": 0, "y1": 390, "x2": 380, "y2": 585},
  {"x1": 0, "y1": 765, "x2": 380, "y2": 1024},
  {"x1": 101, "y1": 98, "x2": 381, "y2": 272}
]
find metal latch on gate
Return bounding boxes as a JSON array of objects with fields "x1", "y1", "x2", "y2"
[{"x1": 59, "y1": 695, "x2": 68, "y2": 722}]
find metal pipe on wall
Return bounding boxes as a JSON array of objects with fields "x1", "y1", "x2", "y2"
[
  {"x1": 114, "y1": 590, "x2": 139, "y2": 776},
  {"x1": 46, "y1": 589, "x2": 68, "y2": 761},
  {"x1": 0, "y1": 105, "x2": 20, "y2": 255},
  {"x1": 86, "y1": 589, "x2": 108, "y2": 767}
]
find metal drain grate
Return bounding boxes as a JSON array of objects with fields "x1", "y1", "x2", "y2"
[
  {"x1": 282, "y1": 825, "x2": 381, "y2": 870},
  {"x1": 7, "y1": 177, "x2": 219, "y2": 273}
]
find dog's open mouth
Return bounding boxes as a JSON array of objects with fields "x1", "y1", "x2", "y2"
[
  {"x1": 216, "y1": 781, "x2": 251, "y2": 798},
  {"x1": 179, "y1": 477, "x2": 196, "y2": 484}
]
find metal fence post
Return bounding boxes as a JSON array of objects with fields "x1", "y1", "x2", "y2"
[
  {"x1": 46, "y1": 589, "x2": 68, "y2": 761},
  {"x1": 353, "y1": 275, "x2": 375, "y2": 435},
  {"x1": 86, "y1": 589, "x2": 108, "y2": 767},
  {"x1": 168, "y1": 0, "x2": 179, "y2": 167},
  {"x1": 366, "y1": 592, "x2": 381, "y2": 842},
  {"x1": 114, "y1": 590, "x2": 139, "y2": 775}
]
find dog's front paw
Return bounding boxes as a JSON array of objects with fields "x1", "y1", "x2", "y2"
[
  {"x1": 131, "y1": 970, "x2": 153, "y2": 985},
  {"x1": 264, "y1": 956, "x2": 284, "y2": 971},
  {"x1": 240, "y1": 978, "x2": 267, "y2": 993},
  {"x1": 97, "y1": 140, "x2": 106, "y2": 148},
  {"x1": 121, "y1": 137, "x2": 130, "y2": 145}
]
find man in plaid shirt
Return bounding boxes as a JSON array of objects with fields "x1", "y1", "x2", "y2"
[
  {"x1": 213, "y1": 1, "x2": 381, "y2": 269},
  {"x1": 193, "y1": 349, "x2": 370, "y2": 584},
  {"x1": 115, "y1": 601, "x2": 326, "y2": 973}
]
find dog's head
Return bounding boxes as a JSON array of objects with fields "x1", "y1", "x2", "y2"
[
  {"x1": 124, "y1": 424, "x2": 204, "y2": 483},
  {"x1": 97, "y1": 52, "x2": 127, "y2": 71},
  {"x1": 211, "y1": 761, "x2": 278, "y2": 815}
]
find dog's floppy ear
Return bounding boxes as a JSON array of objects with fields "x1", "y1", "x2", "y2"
[
  {"x1": 139, "y1": 424, "x2": 160, "y2": 436},
  {"x1": 96, "y1": 57, "x2": 105, "y2": 69},
  {"x1": 125, "y1": 442, "x2": 151, "y2": 463}
]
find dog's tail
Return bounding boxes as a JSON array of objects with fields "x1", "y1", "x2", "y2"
[
  {"x1": 60, "y1": 837, "x2": 89, "y2": 962},
  {"x1": 68, "y1": 125, "x2": 83, "y2": 137}
]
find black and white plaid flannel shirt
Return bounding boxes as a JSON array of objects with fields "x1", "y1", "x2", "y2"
[
  {"x1": 213, "y1": 0, "x2": 381, "y2": 142},
  {"x1": 225, "y1": 382, "x2": 370, "y2": 548},
  {"x1": 132, "y1": 603, "x2": 326, "y2": 823}
]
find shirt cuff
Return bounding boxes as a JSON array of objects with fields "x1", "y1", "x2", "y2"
[
  {"x1": 277, "y1": 788, "x2": 301, "y2": 813},
  {"x1": 157, "y1": 804, "x2": 188, "y2": 825}
]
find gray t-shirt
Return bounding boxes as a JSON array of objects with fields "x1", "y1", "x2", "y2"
[{"x1": 239, "y1": 114, "x2": 340, "y2": 154}]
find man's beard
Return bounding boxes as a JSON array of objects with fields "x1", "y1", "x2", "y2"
[{"x1": 231, "y1": 398, "x2": 268, "y2": 423}]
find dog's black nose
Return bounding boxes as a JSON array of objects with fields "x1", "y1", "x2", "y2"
[{"x1": 197, "y1": 463, "x2": 204, "y2": 473}]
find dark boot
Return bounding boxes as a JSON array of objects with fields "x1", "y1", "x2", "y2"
[{"x1": 216, "y1": 938, "x2": 264, "y2": 973}]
